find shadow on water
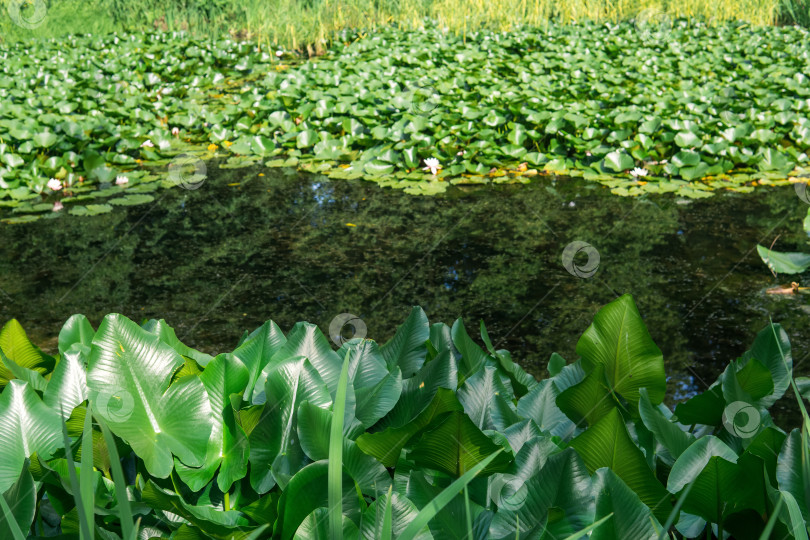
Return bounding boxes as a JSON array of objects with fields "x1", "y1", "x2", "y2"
[{"x1": 1, "y1": 164, "x2": 808, "y2": 427}]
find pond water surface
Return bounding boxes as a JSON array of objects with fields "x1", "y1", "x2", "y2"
[{"x1": 1, "y1": 165, "x2": 808, "y2": 426}]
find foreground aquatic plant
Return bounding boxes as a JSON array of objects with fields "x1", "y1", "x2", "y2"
[{"x1": 0, "y1": 295, "x2": 807, "y2": 538}]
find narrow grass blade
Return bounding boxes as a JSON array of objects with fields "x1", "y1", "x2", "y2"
[
  {"x1": 657, "y1": 479, "x2": 694, "y2": 540},
  {"x1": 0, "y1": 495, "x2": 27, "y2": 540},
  {"x1": 60, "y1": 412, "x2": 93, "y2": 540},
  {"x1": 561, "y1": 512, "x2": 614, "y2": 540},
  {"x1": 80, "y1": 403, "x2": 95, "y2": 538},
  {"x1": 380, "y1": 485, "x2": 393, "y2": 540},
  {"x1": 329, "y1": 346, "x2": 353, "y2": 540},
  {"x1": 95, "y1": 414, "x2": 135, "y2": 540},
  {"x1": 758, "y1": 495, "x2": 784, "y2": 540},
  {"x1": 398, "y1": 449, "x2": 503, "y2": 540}
]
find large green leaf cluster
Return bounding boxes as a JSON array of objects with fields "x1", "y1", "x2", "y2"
[{"x1": 0, "y1": 295, "x2": 807, "y2": 538}]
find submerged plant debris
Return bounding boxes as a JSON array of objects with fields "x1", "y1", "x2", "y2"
[{"x1": 2, "y1": 20, "x2": 810, "y2": 219}]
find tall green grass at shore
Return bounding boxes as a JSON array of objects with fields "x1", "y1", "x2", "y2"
[{"x1": 1, "y1": 0, "x2": 808, "y2": 49}]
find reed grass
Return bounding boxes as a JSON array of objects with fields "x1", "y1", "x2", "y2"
[{"x1": 0, "y1": 0, "x2": 806, "y2": 49}]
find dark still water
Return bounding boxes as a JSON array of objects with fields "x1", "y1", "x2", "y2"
[{"x1": 1, "y1": 165, "x2": 808, "y2": 426}]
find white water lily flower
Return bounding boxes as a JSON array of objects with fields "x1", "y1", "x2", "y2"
[
  {"x1": 630, "y1": 167, "x2": 649, "y2": 178},
  {"x1": 141, "y1": 140, "x2": 154, "y2": 148},
  {"x1": 275, "y1": 50, "x2": 284, "y2": 57},
  {"x1": 115, "y1": 176, "x2": 129, "y2": 185},
  {"x1": 422, "y1": 157, "x2": 442, "y2": 175},
  {"x1": 171, "y1": 127, "x2": 180, "y2": 136},
  {"x1": 47, "y1": 178, "x2": 62, "y2": 191},
  {"x1": 52, "y1": 201, "x2": 63, "y2": 212}
]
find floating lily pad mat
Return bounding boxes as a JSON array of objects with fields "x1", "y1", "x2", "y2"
[{"x1": 2, "y1": 20, "x2": 810, "y2": 212}]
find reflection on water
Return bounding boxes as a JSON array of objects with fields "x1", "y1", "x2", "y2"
[{"x1": 1, "y1": 165, "x2": 808, "y2": 426}]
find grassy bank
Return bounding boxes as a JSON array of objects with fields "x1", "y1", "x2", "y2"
[{"x1": 1, "y1": 0, "x2": 808, "y2": 49}]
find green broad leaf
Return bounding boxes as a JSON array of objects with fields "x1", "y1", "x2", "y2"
[
  {"x1": 57, "y1": 314, "x2": 95, "y2": 355},
  {"x1": 356, "y1": 387, "x2": 462, "y2": 467},
  {"x1": 373, "y1": 349, "x2": 458, "y2": 431},
  {"x1": 0, "y1": 465, "x2": 36, "y2": 540},
  {"x1": 556, "y1": 363, "x2": 616, "y2": 427},
  {"x1": 175, "y1": 353, "x2": 250, "y2": 493},
  {"x1": 603, "y1": 151, "x2": 634, "y2": 172},
  {"x1": 86, "y1": 314, "x2": 214, "y2": 478},
  {"x1": 457, "y1": 363, "x2": 519, "y2": 431},
  {"x1": 33, "y1": 132, "x2": 58, "y2": 148},
  {"x1": 336, "y1": 338, "x2": 403, "y2": 428},
  {"x1": 736, "y1": 323, "x2": 793, "y2": 408},
  {"x1": 757, "y1": 245, "x2": 810, "y2": 275},
  {"x1": 731, "y1": 358, "x2": 774, "y2": 401},
  {"x1": 359, "y1": 491, "x2": 431, "y2": 540},
  {"x1": 488, "y1": 448, "x2": 592, "y2": 540},
  {"x1": 569, "y1": 408, "x2": 670, "y2": 523},
  {"x1": 0, "y1": 381, "x2": 63, "y2": 493},
  {"x1": 295, "y1": 508, "x2": 360, "y2": 540},
  {"x1": 674, "y1": 132, "x2": 701, "y2": 148},
  {"x1": 407, "y1": 410, "x2": 512, "y2": 477},
  {"x1": 296, "y1": 130, "x2": 318, "y2": 149},
  {"x1": 590, "y1": 468, "x2": 662, "y2": 540},
  {"x1": 638, "y1": 388, "x2": 694, "y2": 462},
  {"x1": 232, "y1": 320, "x2": 286, "y2": 401},
  {"x1": 0, "y1": 348, "x2": 48, "y2": 391},
  {"x1": 673, "y1": 386, "x2": 724, "y2": 426},
  {"x1": 451, "y1": 318, "x2": 490, "y2": 383},
  {"x1": 274, "y1": 461, "x2": 361, "y2": 540},
  {"x1": 0, "y1": 319, "x2": 55, "y2": 388},
  {"x1": 516, "y1": 379, "x2": 576, "y2": 438},
  {"x1": 43, "y1": 348, "x2": 88, "y2": 418},
  {"x1": 255, "y1": 322, "x2": 341, "y2": 400},
  {"x1": 776, "y1": 430, "x2": 810, "y2": 524},
  {"x1": 667, "y1": 437, "x2": 766, "y2": 524},
  {"x1": 379, "y1": 306, "x2": 429, "y2": 377},
  {"x1": 400, "y1": 449, "x2": 504, "y2": 540},
  {"x1": 575, "y1": 294, "x2": 666, "y2": 406},
  {"x1": 296, "y1": 401, "x2": 390, "y2": 498},
  {"x1": 248, "y1": 357, "x2": 331, "y2": 493},
  {"x1": 141, "y1": 481, "x2": 254, "y2": 539},
  {"x1": 548, "y1": 353, "x2": 566, "y2": 377},
  {"x1": 142, "y1": 318, "x2": 214, "y2": 366}
]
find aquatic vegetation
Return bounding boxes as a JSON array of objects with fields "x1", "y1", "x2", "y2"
[
  {"x1": 2, "y1": 21, "x2": 810, "y2": 218},
  {"x1": 0, "y1": 295, "x2": 807, "y2": 538}
]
